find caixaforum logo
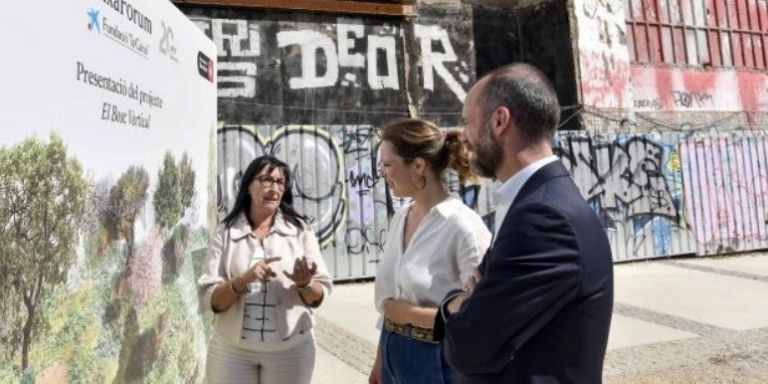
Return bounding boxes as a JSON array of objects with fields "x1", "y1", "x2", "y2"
[
  {"x1": 86, "y1": 7, "x2": 150, "y2": 58},
  {"x1": 197, "y1": 51, "x2": 214, "y2": 83},
  {"x1": 87, "y1": 9, "x2": 101, "y2": 32}
]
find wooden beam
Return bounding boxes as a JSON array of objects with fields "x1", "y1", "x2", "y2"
[{"x1": 172, "y1": 0, "x2": 415, "y2": 17}]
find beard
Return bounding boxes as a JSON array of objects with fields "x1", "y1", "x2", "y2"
[{"x1": 469, "y1": 120, "x2": 502, "y2": 178}]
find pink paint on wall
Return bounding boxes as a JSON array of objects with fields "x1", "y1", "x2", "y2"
[
  {"x1": 682, "y1": 134, "x2": 768, "y2": 246},
  {"x1": 580, "y1": 50, "x2": 630, "y2": 109},
  {"x1": 631, "y1": 65, "x2": 768, "y2": 116}
]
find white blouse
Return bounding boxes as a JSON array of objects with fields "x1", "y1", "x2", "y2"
[
  {"x1": 242, "y1": 244, "x2": 280, "y2": 343},
  {"x1": 374, "y1": 196, "x2": 492, "y2": 327}
]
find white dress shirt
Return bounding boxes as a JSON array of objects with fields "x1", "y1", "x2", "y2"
[
  {"x1": 374, "y1": 196, "x2": 492, "y2": 328},
  {"x1": 493, "y1": 155, "x2": 559, "y2": 244}
]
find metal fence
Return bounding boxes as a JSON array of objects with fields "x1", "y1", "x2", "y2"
[{"x1": 218, "y1": 125, "x2": 768, "y2": 280}]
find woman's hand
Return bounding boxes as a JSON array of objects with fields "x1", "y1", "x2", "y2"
[
  {"x1": 382, "y1": 298, "x2": 437, "y2": 328},
  {"x1": 369, "y1": 344, "x2": 383, "y2": 384},
  {"x1": 382, "y1": 298, "x2": 413, "y2": 325},
  {"x1": 283, "y1": 256, "x2": 317, "y2": 287},
  {"x1": 243, "y1": 256, "x2": 282, "y2": 283}
]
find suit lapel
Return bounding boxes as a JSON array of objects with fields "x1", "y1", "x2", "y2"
[{"x1": 486, "y1": 160, "x2": 570, "y2": 261}]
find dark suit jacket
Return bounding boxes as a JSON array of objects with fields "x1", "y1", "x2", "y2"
[{"x1": 434, "y1": 160, "x2": 614, "y2": 384}]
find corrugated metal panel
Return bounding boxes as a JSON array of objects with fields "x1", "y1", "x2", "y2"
[
  {"x1": 674, "y1": 131, "x2": 768, "y2": 256},
  {"x1": 627, "y1": 0, "x2": 768, "y2": 68}
]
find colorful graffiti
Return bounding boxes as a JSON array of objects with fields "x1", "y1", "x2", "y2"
[
  {"x1": 680, "y1": 133, "x2": 768, "y2": 253},
  {"x1": 556, "y1": 130, "x2": 768, "y2": 259},
  {"x1": 555, "y1": 131, "x2": 687, "y2": 258},
  {"x1": 216, "y1": 124, "x2": 768, "y2": 278}
]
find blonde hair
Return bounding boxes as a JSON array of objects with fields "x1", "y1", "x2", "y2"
[{"x1": 379, "y1": 118, "x2": 478, "y2": 183}]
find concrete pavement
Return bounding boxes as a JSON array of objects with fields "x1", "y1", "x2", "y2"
[{"x1": 312, "y1": 253, "x2": 768, "y2": 383}]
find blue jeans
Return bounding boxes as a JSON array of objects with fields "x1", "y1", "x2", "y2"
[{"x1": 380, "y1": 329, "x2": 454, "y2": 384}]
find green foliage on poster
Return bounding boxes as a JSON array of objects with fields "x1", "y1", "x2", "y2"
[
  {"x1": 154, "y1": 151, "x2": 196, "y2": 230},
  {"x1": 0, "y1": 134, "x2": 87, "y2": 371},
  {"x1": 102, "y1": 166, "x2": 149, "y2": 265}
]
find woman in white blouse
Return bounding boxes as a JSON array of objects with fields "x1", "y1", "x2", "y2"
[
  {"x1": 199, "y1": 155, "x2": 332, "y2": 384},
  {"x1": 371, "y1": 118, "x2": 492, "y2": 384}
]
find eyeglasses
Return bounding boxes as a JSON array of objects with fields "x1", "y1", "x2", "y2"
[{"x1": 256, "y1": 175, "x2": 286, "y2": 189}]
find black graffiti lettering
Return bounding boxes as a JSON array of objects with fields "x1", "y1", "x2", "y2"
[
  {"x1": 342, "y1": 127, "x2": 377, "y2": 154},
  {"x1": 634, "y1": 98, "x2": 662, "y2": 109},
  {"x1": 556, "y1": 136, "x2": 679, "y2": 221},
  {"x1": 346, "y1": 226, "x2": 387, "y2": 255},
  {"x1": 672, "y1": 90, "x2": 713, "y2": 108},
  {"x1": 347, "y1": 169, "x2": 379, "y2": 191}
]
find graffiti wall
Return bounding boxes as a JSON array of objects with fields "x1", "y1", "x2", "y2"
[
  {"x1": 181, "y1": 5, "x2": 473, "y2": 127},
  {"x1": 183, "y1": 2, "x2": 768, "y2": 281},
  {"x1": 0, "y1": 1, "x2": 216, "y2": 382},
  {"x1": 556, "y1": 130, "x2": 768, "y2": 260},
  {"x1": 569, "y1": 0, "x2": 768, "y2": 258},
  {"x1": 180, "y1": 4, "x2": 475, "y2": 280},
  {"x1": 214, "y1": 121, "x2": 768, "y2": 278},
  {"x1": 556, "y1": 131, "x2": 689, "y2": 260}
]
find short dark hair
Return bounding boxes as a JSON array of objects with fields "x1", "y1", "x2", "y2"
[
  {"x1": 480, "y1": 63, "x2": 560, "y2": 142},
  {"x1": 221, "y1": 155, "x2": 307, "y2": 229}
]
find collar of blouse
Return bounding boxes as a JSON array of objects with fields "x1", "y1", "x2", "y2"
[{"x1": 229, "y1": 211, "x2": 300, "y2": 241}]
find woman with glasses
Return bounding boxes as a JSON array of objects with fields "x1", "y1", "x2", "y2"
[
  {"x1": 198, "y1": 155, "x2": 332, "y2": 384},
  {"x1": 370, "y1": 118, "x2": 492, "y2": 384}
]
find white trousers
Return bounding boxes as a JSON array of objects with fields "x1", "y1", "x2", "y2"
[{"x1": 205, "y1": 334, "x2": 315, "y2": 384}]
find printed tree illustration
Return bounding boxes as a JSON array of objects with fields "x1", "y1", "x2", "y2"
[
  {"x1": 102, "y1": 166, "x2": 149, "y2": 266},
  {"x1": 178, "y1": 153, "x2": 195, "y2": 215},
  {"x1": 153, "y1": 153, "x2": 180, "y2": 230},
  {"x1": 153, "y1": 151, "x2": 195, "y2": 230},
  {"x1": 0, "y1": 134, "x2": 86, "y2": 370}
]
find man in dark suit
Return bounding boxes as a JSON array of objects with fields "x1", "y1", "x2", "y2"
[{"x1": 433, "y1": 63, "x2": 614, "y2": 383}]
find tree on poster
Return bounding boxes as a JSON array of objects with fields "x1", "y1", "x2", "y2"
[
  {"x1": 0, "y1": 134, "x2": 87, "y2": 370},
  {"x1": 102, "y1": 166, "x2": 149, "y2": 267}
]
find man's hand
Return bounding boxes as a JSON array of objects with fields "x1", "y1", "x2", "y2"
[
  {"x1": 463, "y1": 267, "x2": 482, "y2": 295},
  {"x1": 446, "y1": 290, "x2": 471, "y2": 315}
]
